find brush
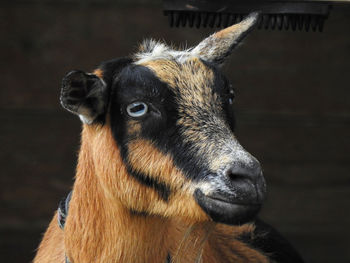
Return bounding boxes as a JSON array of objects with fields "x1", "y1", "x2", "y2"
[{"x1": 163, "y1": 0, "x2": 347, "y2": 32}]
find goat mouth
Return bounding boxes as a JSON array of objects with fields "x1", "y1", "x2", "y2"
[{"x1": 194, "y1": 189, "x2": 261, "y2": 225}]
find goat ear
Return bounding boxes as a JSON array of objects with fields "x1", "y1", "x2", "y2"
[
  {"x1": 191, "y1": 12, "x2": 259, "y2": 66},
  {"x1": 60, "y1": 70, "x2": 107, "y2": 124}
]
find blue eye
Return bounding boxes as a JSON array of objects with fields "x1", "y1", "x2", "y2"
[{"x1": 126, "y1": 102, "x2": 148, "y2": 117}]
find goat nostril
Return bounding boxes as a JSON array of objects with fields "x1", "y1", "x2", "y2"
[
  {"x1": 226, "y1": 169, "x2": 247, "y2": 181},
  {"x1": 224, "y1": 165, "x2": 259, "y2": 183},
  {"x1": 227, "y1": 173, "x2": 248, "y2": 181}
]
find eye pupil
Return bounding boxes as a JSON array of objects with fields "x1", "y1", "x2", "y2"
[
  {"x1": 130, "y1": 104, "x2": 144, "y2": 113},
  {"x1": 126, "y1": 102, "x2": 148, "y2": 117}
]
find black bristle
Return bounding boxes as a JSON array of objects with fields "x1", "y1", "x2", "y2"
[
  {"x1": 195, "y1": 12, "x2": 201, "y2": 28},
  {"x1": 167, "y1": 11, "x2": 174, "y2": 27},
  {"x1": 208, "y1": 13, "x2": 216, "y2": 27},
  {"x1": 318, "y1": 17, "x2": 325, "y2": 32},
  {"x1": 180, "y1": 13, "x2": 188, "y2": 27},
  {"x1": 290, "y1": 15, "x2": 297, "y2": 31},
  {"x1": 311, "y1": 15, "x2": 318, "y2": 31},
  {"x1": 257, "y1": 16, "x2": 262, "y2": 29},
  {"x1": 222, "y1": 13, "x2": 230, "y2": 28},
  {"x1": 270, "y1": 15, "x2": 276, "y2": 30},
  {"x1": 202, "y1": 12, "x2": 209, "y2": 28},
  {"x1": 173, "y1": 12, "x2": 180, "y2": 27},
  {"x1": 257, "y1": 15, "x2": 263, "y2": 29},
  {"x1": 265, "y1": 15, "x2": 270, "y2": 30},
  {"x1": 188, "y1": 13, "x2": 195, "y2": 28},
  {"x1": 277, "y1": 15, "x2": 283, "y2": 30},
  {"x1": 283, "y1": 15, "x2": 290, "y2": 31},
  {"x1": 305, "y1": 15, "x2": 311, "y2": 32},
  {"x1": 297, "y1": 15, "x2": 304, "y2": 31},
  {"x1": 262, "y1": 14, "x2": 269, "y2": 30},
  {"x1": 165, "y1": 7, "x2": 329, "y2": 32},
  {"x1": 216, "y1": 13, "x2": 222, "y2": 28},
  {"x1": 230, "y1": 14, "x2": 237, "y2": 26}
]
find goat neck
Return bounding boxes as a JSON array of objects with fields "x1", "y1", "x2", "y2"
[{"x1": 64, "y1": 124, "x2": 170, "y2": 263}]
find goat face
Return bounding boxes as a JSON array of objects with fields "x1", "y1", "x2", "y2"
[{"x1": 60, "y1": 13, "x2": 266, "y2": 225}]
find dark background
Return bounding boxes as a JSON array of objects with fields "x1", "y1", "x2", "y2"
[{"x1": 1, "y1": 1, "x2": 349, "y2": 262}]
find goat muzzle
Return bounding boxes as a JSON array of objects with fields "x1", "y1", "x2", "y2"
[{"x1": 194, "y1": 158, "x2": 266, "y2": 225}]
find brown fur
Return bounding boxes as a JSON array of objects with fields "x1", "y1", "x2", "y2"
[
  {"x1": 34, "y1": 120, "x2": 269, "y2": 263},
  {"x1": 203, "y1": 224, "x2": 270, "y2": 263},
  {"x1": 126, "y1": 119, "x2": 142, "y2": 135},
  {"x1": 34, "y1": 213, "x2": 65, "y2": 263},
  {"x1": 127, "y1": 139, "x2": 186, "y2": 190},
  {"x1": 93, "y1": 68, "x2": 103, "y2": 78}
]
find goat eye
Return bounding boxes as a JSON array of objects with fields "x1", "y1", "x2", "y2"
[{"x1": 126, "y1": 102, "x2": 148, "y2": 117}]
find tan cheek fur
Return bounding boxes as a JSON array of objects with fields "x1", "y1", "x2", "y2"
[
  {"x1": 127, "y1": 119, "x2": 142, "y2": 135},
  {"x1": 86, "y1": 123, "x2": 160, "y2": 211},
  {"x1": 83, "y1": 122, "x2": 208, "y2": 223},
  {"x1": 127, "y1": 139, "x2": 186, "y2": 190}
]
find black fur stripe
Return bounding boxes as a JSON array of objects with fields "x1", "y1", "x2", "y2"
[
  {"x1": 237, "y1": 219, "x2": 305, "y2": 263},
  {"x1": 126, "y1": 165, "x2": 171, "y2": 202},
  {"x1": 129, "y1": 208, "x2": 149, "y2": 217}
]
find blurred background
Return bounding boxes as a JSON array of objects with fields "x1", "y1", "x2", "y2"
[{"x1": 0, "y1": 1, "x2": 349, "y2": 262}]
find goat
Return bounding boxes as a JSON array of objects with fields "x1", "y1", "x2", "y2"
[{"x1": 34, "y1": 13, "x2": 304, "y2": 263}]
